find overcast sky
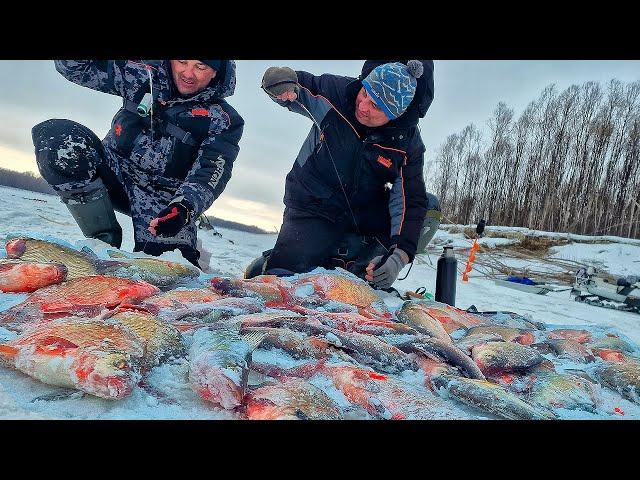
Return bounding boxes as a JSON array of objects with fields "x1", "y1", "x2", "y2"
[{"x1": 0, "y1": 60, "x2": 638, "y2": 231}]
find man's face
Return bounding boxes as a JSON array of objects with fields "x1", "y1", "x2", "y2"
[
  {"x1": 170, "y1": 60, "x2": 217, "y2": 96},
  {"x1": 355, "y1": 87, "x2": 391, "y2": 128}
]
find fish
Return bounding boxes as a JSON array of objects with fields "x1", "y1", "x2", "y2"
[
  {"x1": 467, "y1": 310, "x2": 545, "y2": 330},
  {"x1": 210, "y1": 275, "x2": 291, "y2": 305},
  {"x1": 430, "y1": 374, "x2": 557, "y2": 420},
  {"x1": 292, "y1": 305, "x2": 417, "y2": 336},
  {"x1": 242, "y1": 326, "x2": 338, "y2": 360},
  {"x1": 455, "y1": 333, "x2": 505, "y2": 353},
  {"x1": 464, "y1": 325, "x2": 535, "y2": 345},
  {"x1": 245, "y1": 377, "x2": 343, "y2": 420},
  {"x1": 100, "y1": 251, "x2": 200, "y2": 289},
  {"x1": 592, "y1": 348, "x2": 628, "y2": 363},
  {"x1": 524, "y1": 370, "x2": 600, "y2": 412},
  {"x1": 546, "y1": 329, "x2": 592, "y2": 344},
  {"x1": 143, "y1": 288, "x2": 224, "y2": 310},
  {"x1": 316, "y1": 364, "x2": 471, "y2": 420},
  {"x1": 0, "y1": 260, "x2": 67, "y2": 293},
  {"x1": 240, "y1": 315, "x2": 416, "y2": 374},
  {"x1": 6, "y1": 237, "x2": 99, "y2": 279},
  {"x1": 188, "y1": 327, "x2": 268, "y2": 410},
  {"x1": 407, "y1": 299, "x2": 485, "y2": 334},
  {"x1": 0, "y1": 275, "x2": 160, "y2": 330},
  {"x1": 320, "y1": 329, "x2": 418, "y2": 374},
  {"x1": 5, "y1": 237, "x2": 199, "y2": 289},
  {"x1": 398, "y1": 336, "x2": 486, "y2": 380},
  {"x1": 142, "y1": 290, "x2": 264, "y2": 328},
  {"x1": 229, "y1": 312, "x2": 310, "y2": 329},
  {"x1": 590, "y1": 334, "x2": 636, "y2": 354},
  {"x1": 292, "y1": 272, "x2": 385, "y2": 311},
  {"x1": 0, "y1": 319, "x2": 144, "y2": 399},
  {"x1": 397, "y1": 301, "x2": 453, "y2": 343},
  {"x1": 592, "y1": 359, "x2": 640, "y2": 404},
  {"x1": 471, "y1": 341, "x2": 544, "y2": 375},
  {"x1": 163, "y1": 302, "x2": 268, "y2": 332},
  {"x1": 544, "y1": 338, "x2": 595, "y2": 363},
  {"x1": 103, "y1": 306, "x2": 185, "y2": 368}
]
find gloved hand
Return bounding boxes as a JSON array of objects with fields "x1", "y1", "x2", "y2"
[
  {"x1": 365, "y1": 248, "x2": 409, "y2": 289},
  {"x1": 148, "y1": 202, "x2": 190, "y2": 237},
  {"x1": 262, "y1": 66, "x2": 299, "y2": 102}
]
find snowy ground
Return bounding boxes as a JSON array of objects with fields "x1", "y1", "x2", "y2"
[{"x1": 1, "y1": 185, "x2": 639, "y2": 420}]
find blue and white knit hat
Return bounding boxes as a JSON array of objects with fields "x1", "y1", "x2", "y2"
[{"x1": 361, "y1": 60, "x2": 424, "y2": 120}]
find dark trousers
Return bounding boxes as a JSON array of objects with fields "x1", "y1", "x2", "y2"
[{"x1": 265, "y1": 207, "x2": 388, "y2": 279}]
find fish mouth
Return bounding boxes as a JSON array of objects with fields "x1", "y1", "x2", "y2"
[
  {"x1": 5, "y1": 238, "x2": 26, "y2": 258},
  {"x1": 195, "y1": 379, "x2": 243, "y2": 410},
  {"x1": 191, "y1": 365, "x2": 243, "y2": 410},
  {"x1": 105, "y1": 376, "x2": 134, "y2": 399},
  {"x1": 53, "y1": 264, "x2": 68, "y2": 281}
]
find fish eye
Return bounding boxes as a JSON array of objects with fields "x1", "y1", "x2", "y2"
[{"x1": 115, "y1": 360, "x2": 128, "y2": 369}]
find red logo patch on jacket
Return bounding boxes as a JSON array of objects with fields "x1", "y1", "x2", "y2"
[
  {"x1": 115, "y1": 124, "x2": 123, "y2": 136},
  {"x1": 191, "y1": 108, "x2": 209, "y2": 117},
  {"x1": 377, "y1": 155, "x2": 392, "y2": 168}
]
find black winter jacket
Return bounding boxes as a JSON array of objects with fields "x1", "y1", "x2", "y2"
[{"x1": 277, "y1": 60, "x2": 434, "y2": 261}]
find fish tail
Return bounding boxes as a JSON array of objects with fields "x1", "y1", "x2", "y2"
[{"x1": 242, "y1": 331, "x2": 270, "y2": 351}]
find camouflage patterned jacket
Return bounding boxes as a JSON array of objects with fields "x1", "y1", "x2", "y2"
[{"x1": 54, "y1": 60, "x2": 244, "y2": 255}]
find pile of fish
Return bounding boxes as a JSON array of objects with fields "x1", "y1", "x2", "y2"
[{"x1": 1, "y1": 235, "x2": 639, "y2": 420}]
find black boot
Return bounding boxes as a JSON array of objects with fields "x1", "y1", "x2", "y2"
[
  {"x1": 59, "y1": 178, "x2": 123, "y2": 248},
  {"x1": 245, "y1": 249, "x2": 278, "y2": 279}
]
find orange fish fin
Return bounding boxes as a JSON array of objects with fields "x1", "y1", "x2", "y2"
[
  {"x1": 0, "y1": 344, "x2": 18, "y2": 357},
  {"x1": 34, "y1": 336, "x2": 80, "y2": 355},
  {"x1": 40, "y1": 301, "x2": 75, "y2": 313}
]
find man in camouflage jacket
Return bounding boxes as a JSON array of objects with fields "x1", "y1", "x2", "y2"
[{"x1": 32, "y1": 60, "x2": 244, "y2": 267}]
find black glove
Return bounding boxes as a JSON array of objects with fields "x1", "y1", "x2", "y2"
[
  {"x1": 262, "y1": 66, "x2": 299, "y2": 99},
  {"x1": 149, "y1": 202, "x2": 190, "y2": 237},
  {"x1": 366, "y1": 248, "x2": 409, "y2": 289}
]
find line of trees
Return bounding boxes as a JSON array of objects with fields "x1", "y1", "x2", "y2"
[
  {"x1": 0, "y1": 167, "x2": 56, "y2": 195},
  {"x1": 428, "y1": 79, "x2": 640, "y2": 239}
]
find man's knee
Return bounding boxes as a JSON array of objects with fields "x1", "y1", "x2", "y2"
[{"x1": 32, "y1": 119, "x2": 101, "y2": 185}]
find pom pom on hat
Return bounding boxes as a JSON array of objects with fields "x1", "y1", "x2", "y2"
[{"x1": 406, "y1": 60, "x2": 424, "y2": 79}]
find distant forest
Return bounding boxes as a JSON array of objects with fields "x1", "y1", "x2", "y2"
[
  {"x1": 0, "y1": 167, "x2": 272, "y2": 235},
  {"x1": 0, "y1": 167, "x2": 55, "y2": 194},
  {"x1": 428, "y1": 79, "x2": 640, "y2": 239}
]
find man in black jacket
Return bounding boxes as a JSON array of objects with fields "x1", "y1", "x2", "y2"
[
  {"x1": 251, "y1": 60, "x2": 437, "y2": 289},
  {"x1": 32, "y1": 60, "x2": 243, "y2": 268}
]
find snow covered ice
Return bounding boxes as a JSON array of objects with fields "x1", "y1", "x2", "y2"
[{"x1": 1, "y1": 185, "x2": 640, "y2": 420}]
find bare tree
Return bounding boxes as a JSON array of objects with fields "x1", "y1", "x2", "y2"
[{"x1": 428, "y1": 78, "x2": 640, "y2": 239}]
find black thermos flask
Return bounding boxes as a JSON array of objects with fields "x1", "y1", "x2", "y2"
[{"x1": 435, "y1": 246, "x2": 457, "y2": 306}]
